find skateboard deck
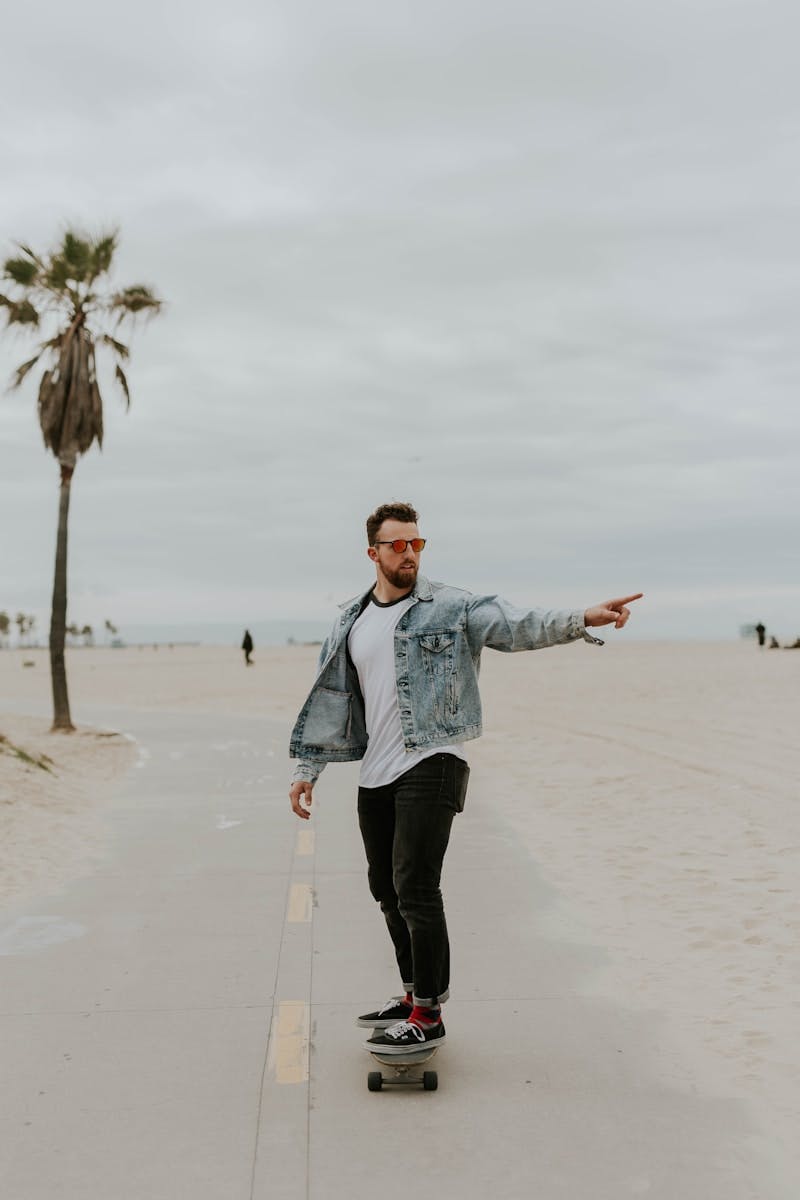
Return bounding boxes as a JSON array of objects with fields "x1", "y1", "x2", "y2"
[{"x1": 365, "y1": 1031, "x2": 439, "y2": 1091}]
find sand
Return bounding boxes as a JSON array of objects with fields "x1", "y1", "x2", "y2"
[
  {"x1": 0, "y1": 712, "x2": 135, "y2": 906},
  {"x1": 1, "y1": 638, "x2": 798, "y2": 1170},
  {"x1": 474, "y1": 640, "x2": 800, "y2": 1169}
]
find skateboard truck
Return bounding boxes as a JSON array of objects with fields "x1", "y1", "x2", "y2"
[{"x1": 366, "y1": 1034, "x2": 439, "y2": 1092}]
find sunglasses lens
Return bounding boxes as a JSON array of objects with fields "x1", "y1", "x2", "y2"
[
  {"x1": 411, "y1": 538, "x2": 426, "y2": 552},
  {"x1": 391, "y1": 540, "x2": 408, "y2": 552},
  {"x1": 388, "y1": 538, "x2": 426, "y2": 552}
]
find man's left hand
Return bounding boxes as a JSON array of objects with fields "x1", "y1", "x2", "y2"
[{"x1": 584, "y1": 593, "x2": 644, "y2": 630}]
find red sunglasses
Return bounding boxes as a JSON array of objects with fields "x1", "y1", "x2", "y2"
[{"x1": 373, "y1": 538, "x2": 426, "y2": 553}]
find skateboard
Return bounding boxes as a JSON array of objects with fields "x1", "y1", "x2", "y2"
[{"x1": 365, "y1": 1032, "x2": 439, "y2": 1092}]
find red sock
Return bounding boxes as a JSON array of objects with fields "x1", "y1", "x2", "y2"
[{"x1": 409, "y1": 1004, "x2": 441, "y2": 1027}]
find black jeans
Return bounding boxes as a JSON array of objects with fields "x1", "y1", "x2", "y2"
[{"x1": 357, "y1": 753, "x2": 469, "y2": 1007}]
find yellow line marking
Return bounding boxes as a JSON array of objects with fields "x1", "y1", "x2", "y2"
[
  {"x1": 268, "y1": 1002, "x2": 310, "y2": 1084},
  {"x1": 296, "y1": 828, "x2": 315, "y2": 857},
  {"x1": 287, "y1": 882, "x2": 312, "y2": 923}
]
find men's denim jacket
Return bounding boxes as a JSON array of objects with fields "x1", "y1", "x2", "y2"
[{"x1": 289, "y1": 575, "x2": 603, "y2": 784}]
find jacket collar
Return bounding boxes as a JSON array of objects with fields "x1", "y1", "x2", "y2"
[{"x1": 339, "y1": 574, "x2": 434, "y2": 613}]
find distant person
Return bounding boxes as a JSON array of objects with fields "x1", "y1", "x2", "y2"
[
  {"x1": 242, "y1": 629, "x2": 254, "y2": 665},
  {"x1": 288, "y1": 500, "x2": 642, "y2": 1055},
  {"x1": 755, "y1": 622, "x2": 766, "y2": 647}
]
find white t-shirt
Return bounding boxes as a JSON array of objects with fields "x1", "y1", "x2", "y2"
[{"x1": 347, "y1": 591, "x2": 466, "y2": 788}]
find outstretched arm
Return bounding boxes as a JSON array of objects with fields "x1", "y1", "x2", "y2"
[{"x1": 584, "y1": 593, "x2": 644, "y2": 630}]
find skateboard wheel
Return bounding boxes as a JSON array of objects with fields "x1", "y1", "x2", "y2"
[
  {"x1": 367, "y1": 1071, "x2": 383, "y2": 1092},
  {"x1": 423, "y1": 1071, "x2": 438, "y2": 1091}
]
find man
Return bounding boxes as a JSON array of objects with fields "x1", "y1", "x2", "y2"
[{"x1": 289, "y1": 501, "x2": 642, "y2": 1054}]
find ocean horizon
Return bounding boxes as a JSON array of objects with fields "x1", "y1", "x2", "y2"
[
  {"x1": 0, "y1": 620, "x2": 331, "y2": 650},
  {"x1": 1, "y1": 623, "x2": 776, "y2": 650},
  {"x1": 98, "y1": 620, "x2": 331, "y2": 647}
]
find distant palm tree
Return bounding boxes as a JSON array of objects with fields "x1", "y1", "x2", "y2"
[{"x1": 1, "y1": 229, "x2": 162, "y2": 730}]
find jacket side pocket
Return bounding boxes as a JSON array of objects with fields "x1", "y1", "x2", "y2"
[{"x1": 305, "y1": 687, "x2": 352, "y2": 748}]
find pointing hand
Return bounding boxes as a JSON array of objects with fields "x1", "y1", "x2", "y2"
[{"x1": 584, "y1": 593, "x2": 644, "y2": 630}]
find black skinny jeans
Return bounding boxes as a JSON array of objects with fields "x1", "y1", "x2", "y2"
[{"x1": 357, "y1": 752, "x2": 470, "y2": 1007}]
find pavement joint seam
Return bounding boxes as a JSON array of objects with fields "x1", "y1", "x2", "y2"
[{"x1": 249, "y1": 823, "x2": 298, "y2": 1200}]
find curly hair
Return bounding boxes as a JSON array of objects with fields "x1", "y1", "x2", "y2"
[{"x1": 366, "y1": 501, "x2": 419, "y2": 545}]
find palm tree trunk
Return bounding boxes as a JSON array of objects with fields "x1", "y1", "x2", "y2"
[{"x1": 49, "y1": 464, "x2": 75, "y2": 731}]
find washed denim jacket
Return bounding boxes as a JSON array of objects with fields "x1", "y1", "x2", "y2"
[{"x1": 289, "y1": 575, "x2": 603, "y2": 783}]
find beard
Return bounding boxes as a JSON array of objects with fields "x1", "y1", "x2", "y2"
[{"x1": 379, "y1": 560, "x2": 418, "y2": 591}]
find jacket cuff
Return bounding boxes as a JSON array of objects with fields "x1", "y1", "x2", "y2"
[
  {"x1": 291, "y1": 760, "x2": 324, "y2": 784},
  {"x1": 572, "y1": 610, "x2": 605, "y2": 646}
]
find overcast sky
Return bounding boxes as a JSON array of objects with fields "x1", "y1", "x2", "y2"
[{"x1": 1, "y1": 0, "x2": 798, "y2": 641}]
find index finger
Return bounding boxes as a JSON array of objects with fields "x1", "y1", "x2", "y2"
[{"x1": 611, "y1": 593, "x2": 644, "y2": 606}]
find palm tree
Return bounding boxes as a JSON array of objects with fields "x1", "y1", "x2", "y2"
[{"x1": 1, "y1": 229, "x2": 162, "y2": 730}]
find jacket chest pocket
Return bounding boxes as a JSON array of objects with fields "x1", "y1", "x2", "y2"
[{"x1": 418, "y1": 633, "x2": 455, "y2": 675}]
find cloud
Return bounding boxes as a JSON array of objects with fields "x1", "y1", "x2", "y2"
[{"x1": 2, "y1": 0, "x2": 799, "y2": 640}]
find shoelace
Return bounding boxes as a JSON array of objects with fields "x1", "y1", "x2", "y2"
[
  {"x1": 385, "y1": 1021, "x2": 425, "y2": 1042},
  {"x1": 379, "y1": 997, "x2": 406, "y2": 1016}
]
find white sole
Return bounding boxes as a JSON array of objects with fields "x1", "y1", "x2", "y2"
[{"x1": 364, "y1": 1033, "x2": 446, "y2": 1054}]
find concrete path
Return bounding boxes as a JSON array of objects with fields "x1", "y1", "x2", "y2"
[{"x1": 0, "y1": 707, "x2": 778, "y2": 1200}]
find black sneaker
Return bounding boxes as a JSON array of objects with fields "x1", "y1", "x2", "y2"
[
  {"x1": 356, "y1": 996, "x2": 413, "y2": 1029},
  {"x1": 365, "y1": 1019, "x2": 446, "y2": 1054}
]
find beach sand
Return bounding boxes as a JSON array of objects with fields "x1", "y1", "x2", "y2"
[
  {"x1": 1, "y1": 639, "x2": 798, "y2": 1177},
  {"x1": 0, "y1": 712, "x2": 135, "y2": 906}
]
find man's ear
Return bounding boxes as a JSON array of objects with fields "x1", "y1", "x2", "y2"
[{"x1": 367, "y1": 546, "x2": 378, "y2": 562}]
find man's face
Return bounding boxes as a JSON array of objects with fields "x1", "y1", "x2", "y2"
[{"x1": 368, "y1": 520, "x2": 422, "y2": 590}]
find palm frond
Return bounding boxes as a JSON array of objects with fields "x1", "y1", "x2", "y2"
[
  {"x1": 3, "y1": 256, "x2": 39, "y2": 287},
  {"x1": 89, "y1": 231, "x2": 118, "y2": 281},
  {"x1": 37, "y1": 368, "x2": 60, "y2": 452},
  {"x1": 62, "y1": 232, "x2": 92, "y2": 281},
  {"x1": 76, "y1": 329, "x2": 90, "y2": 401},
  {"x1": 109, "y1": 285, "x2": 163, "y2": 320},
  {"x1": 100, "y1": 333, "x2": 130, "y2": 359},
  {"x1": 11, "y1": 352, "x2": 45, "y2": 390},
  {"x1": 89, "y1": 348, "x2": 103, "y2": 448},
  {"x1": 3, "y1": 299, "x2": 40, "y2": 327},
  {"x1": 44, "y1": 256, "x2": 73, "y2": 292},
  {"x1": 114, "y1": 363, "x2": 131, "y2": 409},
  {"x1": 57, "y1": 334, "x2": 81, "y2": 453},
  {"x1": 55, "y1": 328, "x2": 102, "y2": 460},
  {"x1": 17, "y1": 244, "x2": 46, "y2": 269}
]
